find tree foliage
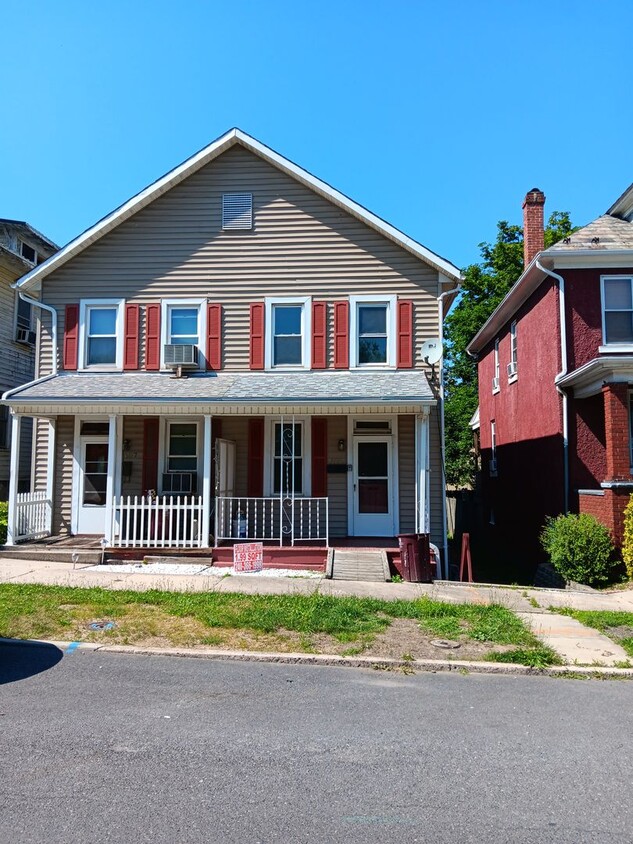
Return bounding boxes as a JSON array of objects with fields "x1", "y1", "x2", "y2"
[{"x1": 444, "y1": 212, "x2": 575, "y2": 486}]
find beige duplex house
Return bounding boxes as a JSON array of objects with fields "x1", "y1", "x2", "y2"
[{"x1": 4, "y1": 129, "x2": 460, "y2": 574}]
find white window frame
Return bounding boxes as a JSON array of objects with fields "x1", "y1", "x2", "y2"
[
  {"x1": 158, "y1": 418, "x2": 202, "y2": 494},
  {"x1": 600, "y1": 275, "x2": 633, "y2": 352},
  {"x1": 263, "y1": 417, "x2": 312, "y2": 497},
  {"x1": 507, "y1": 321, "x2": 518, "y2": 382},
  {"x1": 160, "y1": 298, "x2": 207, "y2": 370},
  {"x1": 492, "y1": 338, "x2": 500, "y2": 393},
  {"x1": 78, "y1": 299, "x2": 125, "y2": 371},
  {"x1": 490, "y1": 420, "x2": 498, "y2": 477},
  {"x1": 264, "y1": 297, "x2": 311, "y2": 371},
  {"x1": 349, "y1": 294, "x2": 397, "y2": 369}
]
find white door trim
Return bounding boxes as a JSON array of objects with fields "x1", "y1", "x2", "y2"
[{"x1": 347, "y1": 415, "x2": 399, "y2": 537}]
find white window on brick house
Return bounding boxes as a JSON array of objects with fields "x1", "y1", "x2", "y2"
[
  {"x1": 492, "y1": 338, "x2": 500, "y2": 392},
  {"x1": 490, "y1": 420, "x2": 498, "y2": 476},
  {"x1": 507, "y1": 321, "x2": 517, "y2": 380},
  {"x1": 602, "y1": 276, "x2": 633, "y2": 346}
]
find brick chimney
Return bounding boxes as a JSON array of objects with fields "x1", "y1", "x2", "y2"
[{"x1": 522, "y1": 188, "x2": 546, "y2": 268}]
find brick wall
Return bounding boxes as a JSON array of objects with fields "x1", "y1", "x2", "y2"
[{"x1": 579, "y1": 489, "x2": 630, "y2": 548}]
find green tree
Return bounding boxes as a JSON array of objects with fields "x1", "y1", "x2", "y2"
[{"x1": 444, "y1": 212, "x2": 575, "y2": 486}]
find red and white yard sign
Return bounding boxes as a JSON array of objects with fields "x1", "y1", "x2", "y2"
[{"x1": 233, "y1": 542, "x2": 264, "y2": 573}]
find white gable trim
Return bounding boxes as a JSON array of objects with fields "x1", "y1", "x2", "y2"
[{"x1": 15, "y1": 129, "x2": 461, "y2": 291}]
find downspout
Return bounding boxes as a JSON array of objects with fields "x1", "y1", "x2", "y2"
[
  {"x1": 438, "y1": 281, "x2": 462, "y2": 579},
  {"x1": 2, "y1": 291, "x2": 58, "y2": 402},
  {"x1": 536, "y1": 259, "x2": 569, "y2": 513}
]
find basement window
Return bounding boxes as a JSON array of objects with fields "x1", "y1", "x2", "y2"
[{"x1": 222, "y1": 193, "x2": 253, "y2": 230}]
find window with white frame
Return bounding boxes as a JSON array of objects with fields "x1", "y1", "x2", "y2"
[
  {"x1": 490, "y1": 420, "x2": 497, "y2": 476},
  {"x1": 602, "y1": 276, "x2": 633, "y2": 345},
  {"x1": 79, "y1": 300, "x2": 124, "y2": 369},
  {"x1": 350, "y1": 295, "x2": 396, "y2": 368},
  {"x1": 167, "y1": 422, "x2": 198, "y2": 472},
  {"x1": 492, "y1": 338, "x2": 500, "y2": 392},
  {"x1": 265, "y1": 298, "x2": 310, "y2": 369},
  {"x1": 160, "y1": 299, "x2": 206, "y2": 368},
  {"x1": 273, "y1": 422, "x2": 303, "y2": 494},
  {"x1": 507, "y1": 321, "x2": 517, "y2": 379}
]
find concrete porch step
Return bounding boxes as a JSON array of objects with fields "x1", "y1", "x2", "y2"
[
  {"x1": 0, "y1": 546, "x2": 104, "y2": 564},
  {"x1": 331, "y1": 549, "x2": 390, "y2": 582}
]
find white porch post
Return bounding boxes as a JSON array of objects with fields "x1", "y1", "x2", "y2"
[
  {"x1": 45, "y1": 419, "x2": 56, "y2": 534},
  {"x1": 6, "y1": 413, "x2": 22, "y2": 546},
  {"x1": 201, "y1": 415, "x2": 212, "y2": 548},
  {"x1": 103, "y1": 414, "x2": 118, "y2": 544},
  {"x1": 414, "y1": 409, "x2": 430, "y2": 535}
]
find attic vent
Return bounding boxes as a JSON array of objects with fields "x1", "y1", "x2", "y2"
[{"x1": 222, "y1": 193, "x2": 253, "y2": 230}]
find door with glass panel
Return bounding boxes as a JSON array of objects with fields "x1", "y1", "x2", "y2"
[
  {"x1": 352, "y1": 437, "x2": 394, "y2": 536},
  {"x1": 77, "y1": 423, "x2": 110, "y2": 534}
]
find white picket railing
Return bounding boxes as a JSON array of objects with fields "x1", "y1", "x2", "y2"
[
  {"x1": 15, "y1": 491, "x2": 52, "y2": 542},
  {"x1": 215, "y1": 496, "x2": 328, "y2": 546},
  {"x1": 110, "y1": 495, "x2": 205, "y2": 548}
]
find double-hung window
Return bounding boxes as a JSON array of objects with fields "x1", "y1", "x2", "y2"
[
  {"x1": 507, "y1": 321, "x2": 517, "y2": 380},
  {"x1": 79, "y1": 299, "x2": 124, "y2": 369},
  {"x1": 160, "y1": 299, "x2": 206, "y2": 369},
  {"x1": 492, "y1": 338, "x2": 500, "y2": 392},
  {"x1": 168, "y1": 307, "x2": 199, "y2": 346},
  {"x1": 273, "y1": 422, "x2": 303, "y2": 494},
  {"x1": 602, "y1": 276, "x2": 633, "y2": 346},
  {"x1": 350, "y1": 295, "x2": 397, "y2": 367},
  {"x1": 167, "y1": 423, "x2": 198, "y2": 472},
  {"x1": 265, "y1": 298, "x2": 310, "y2": 369}
]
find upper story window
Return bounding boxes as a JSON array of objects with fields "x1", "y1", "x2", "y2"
[
  {"x1": 19, "y1": 240, "x2": 37, "y2": 264},
  {"x1": 490, "y1": 420, "x2": 498, "y2": 476},
  {"x1": 350, "y1": 295, "x2": 397, "y2": 368},
  {"x1": 222, "y1": 193, "x2": 253, "y2": 230},
  {"x1": 602, "y1": 276, "x2": 633, "y2": 346},
  {"x1": 168, "y1": 307, "x2": 199, "y2": 346},
  {"x1": 492, "y1": 338, "x2": 500, "y2": 392},
  {"x1": 160, "y1": 299, "x2": 206, "y2": 369},
  {"x1": 79, "y1": 299, "x2": 124, "y2": 369},
  {"x1": 507, "y1": 321, "x2": 517, "y2": 381},
  {"x1": 265, "y1": 297, "x2": 311, "y2": 370},
  {"x1": 15, "y1": 294, "x2": 35, "y2": 345}
]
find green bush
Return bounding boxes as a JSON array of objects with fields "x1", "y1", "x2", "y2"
[
  {"x1": 622, "y1": 494, "x2": 633, "y2": 580},
  {"x1": 540, "y1": 513, "x2": 615, "y2": 586},
  {"x1": 0, "y1": 501, "x2": 7, "y2": 545}
]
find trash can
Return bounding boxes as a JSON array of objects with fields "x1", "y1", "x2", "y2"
[{"x1": 397, "y1": 533, "x2": 433, "y2": 582}]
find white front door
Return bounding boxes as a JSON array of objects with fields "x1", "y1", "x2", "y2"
[
  {"x1": 352, "y1": 437, "x2": 394, "y2": 536},
  {"x1": 77, "y1": 438, "x2": 110, "y2": 534}
]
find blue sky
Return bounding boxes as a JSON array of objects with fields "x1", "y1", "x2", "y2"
[{"x1": 1, "y1": 0, "x2": 631, "y2": 268}]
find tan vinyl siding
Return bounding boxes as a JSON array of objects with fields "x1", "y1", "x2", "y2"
[
  {"x1": 326, "y1": 416, "x2": 347, "y2": 537},
  {"x1": 53, "y1": 416, "x2": 74, "y2": 534},
  {"x1": 398, "y1": 415, "x2": 415, "y2": 533},
  {"x1": 33, "y1": 418, "x2": 49, "y2": 493},
  {"x1": 40, "y1": 146, "x2": 441, "y2": 374}
]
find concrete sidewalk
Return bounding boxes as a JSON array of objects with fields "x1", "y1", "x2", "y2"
[{"x1": 1, "y1": 557, "x2": 632, "y2": 666}]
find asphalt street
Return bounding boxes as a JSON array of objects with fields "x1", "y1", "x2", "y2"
[{"x1": 1, "y1": 642, "x2": 632, "y2": 844}]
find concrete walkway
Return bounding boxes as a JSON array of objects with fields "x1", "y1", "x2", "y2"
[{"x1": 2, "y1": 557, "x2": 633, "y2": 666}]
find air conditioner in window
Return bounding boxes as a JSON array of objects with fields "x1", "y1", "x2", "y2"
[
  {"x1": 507, "y1": 361, "x2": 517, "y2": 378},
  {"x1": 15, "y1": 327, "x2": 36, "y2": 346},
  {"x1": 489, "y1": 458, "x2": 498, "y2": 477},
  {"x1": 162, "y1": 472, "x2": 197, "y2": 494},
  {"x1": 164, "y1": 344, "x2": 198, "y2": 368},
  {"x1": 492, "y1": 376, "x2": 500, "y2": 391}
]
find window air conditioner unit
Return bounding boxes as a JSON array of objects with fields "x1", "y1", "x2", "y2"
[
  {"x1": 492, "y1": 376, "x2": 500, "y2": 391},
  {"x1": 164, "y1": 344, "x2": 198, "y2": 368},
  {"x1": 15, "y1": 328, "x2": 36, "y2": 346},
  {"x1": 507, "y1": 361, "x2": 517, "y2": 378},
  {"x1": 162, "y1": 472, "x2": 197, "y2": 494},
  {"x1": 489, "y1": 458, "x2": 498, "y2": 477}
]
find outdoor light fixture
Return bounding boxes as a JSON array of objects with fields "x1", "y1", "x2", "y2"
[{"x1": 338, "y1": 438, "x2": 346, "y2": 452}]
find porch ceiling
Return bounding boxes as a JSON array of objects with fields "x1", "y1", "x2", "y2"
[{"x1": 4, "y1": 370, "x2": 436, "y2": 416}]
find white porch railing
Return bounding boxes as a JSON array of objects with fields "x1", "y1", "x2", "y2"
[
  {"x1": 110, "y1": 495, "x2": 205, "y2": 548},
  {"x1": 215, "y1": 496, "x2": 328, "y2": 546},
  {"x1": 14, "y1": 491, "x2": 52, "y2": 542}
]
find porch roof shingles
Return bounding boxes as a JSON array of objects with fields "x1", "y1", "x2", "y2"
[{"x1": 6, "y1": 370, "x2": 434, "y2": 406}]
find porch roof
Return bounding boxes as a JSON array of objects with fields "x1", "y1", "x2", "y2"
[
  {"x1": 555, "y1": 355, "x2": 633, "y2": 399},
  {"x1": 5, "y1": 369, "x2": 436, "y2": 414}
]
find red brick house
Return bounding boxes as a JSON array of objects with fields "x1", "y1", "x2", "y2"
[{"x1": 468, "y1": 185, "x2": 633, "y2": 571}]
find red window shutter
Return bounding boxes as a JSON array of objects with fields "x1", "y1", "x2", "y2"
[
  {"x1": 123, "y1": 303, "x2": 140, "y2": 370},
  {"x1": 63, "y1": 304, "x2": 79, "y2": 370},
  {"x1": 311, "y1": 301, "x2": 327, "y2": 369},
  {"x1": 206, "y1": 303, "x2": 222, "y2": 370},
  {"x1": 333, "y1": 300, "x2": 349, "y2": 369},
  {"x1": 250, "y1": 303, "x2": 265, "y2": 370},
  {"x1": 145, "y1": 304, "x2": 161, "y2": 371},
  {"x1": 142, "y1": 418, "x2": 160, "y2": 494},
  {"x1": 397, "y1": 300, "x2": 414, "y2": 368},
  {"x1": 311, "y1": 417, "x2": 328, "y2": 497},
  {"x1": 247, "y1": 418, "x2": 265, "y2": 496}
]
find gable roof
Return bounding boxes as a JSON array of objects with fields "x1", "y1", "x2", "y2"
[
  {"x1": 547, "y1": 214, "x2": 633, "y2": 251},
  {"x1": 15, "y1": 128, "x2": 461, "y2": 291}
]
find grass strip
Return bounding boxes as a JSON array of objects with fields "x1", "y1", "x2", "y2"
[{"x1": 553, "y1": 608, "x2": 633, "y2": 660}]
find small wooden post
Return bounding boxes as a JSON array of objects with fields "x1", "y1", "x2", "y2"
[{"x1": 459, "y1": 532, "x2": 473, "y2": 583}]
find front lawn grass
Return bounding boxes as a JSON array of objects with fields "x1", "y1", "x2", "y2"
[
  {"x1": 554, "y1": 608, "x2": 633, "y2": 660},
  {"x1": 0, "y1": 584, "x2": 554, "y2": 665}
]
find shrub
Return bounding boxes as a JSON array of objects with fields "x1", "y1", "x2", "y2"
[
  {"x1": 0, "y1": 500, "x2": 7, "y2": 545},
  {"x1": 540, "y1": 513, "x2": 614, "y2": 586},
  {"x1": 622, "y1": 494, "x2": 633, "y2": 580}
]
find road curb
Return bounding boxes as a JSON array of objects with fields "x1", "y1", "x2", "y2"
[{"x1": 4, "y1": 637, "x2": 633, "y2": 679}]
